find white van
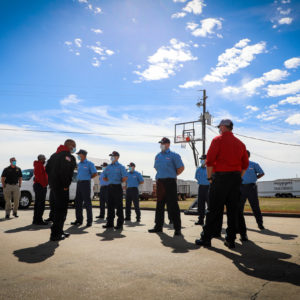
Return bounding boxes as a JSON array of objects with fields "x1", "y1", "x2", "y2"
[{"x1": 0, "y1": 169, "x2": 94, "y2": 209}]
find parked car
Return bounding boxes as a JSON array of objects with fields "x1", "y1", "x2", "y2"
[{"x1": 0, "y1": 169, "x2": 94, "y2": 209}]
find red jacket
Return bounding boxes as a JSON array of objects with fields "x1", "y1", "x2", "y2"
[
  {"x1": 34, "y1": 160, "x2": 48, "y2": 187},
  {"x1": 206, "y1": 131, "x2": 249, "y2": 173}
]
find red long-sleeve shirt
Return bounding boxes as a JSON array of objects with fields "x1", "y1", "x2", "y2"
[
  {"x1": 206, "y1": 131, "x2": 249, "y2": 173},
  {"x1": 33, "y1": 160, "x2": 48, "y2": 187}
]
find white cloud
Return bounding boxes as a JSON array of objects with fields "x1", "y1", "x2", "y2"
[
  {"x1": 134, "y1": 38, "x2": 197, "y2": 81},
  {"x1": 203, "y1": 39, "x2": 266, "y2": 83},
  {"x1": 173, "y1": 0, "x2": 187, "y2": 2},
  {"x1": 78, "y1": 0, "x2": 88, "y2": 3},
  {"x1": 186, "y1": 18, "x2": 222, "y2": 38},
  {"x1": 64, "y1": 41, "x2": 72, "y2": 46},
  {"x1": 222, "y1": 69, "x2": 289, "y2": 97},
  {"x1": 91, "y1": 28, "x2": 103, "y2": 34},
  {"x1": 171, "y1": 12, "x2": 187, "y2": 18},
  {"x1": 88, "y1": 45, "x2": 104, "y2": 56},
  {"x1": 60, "y1": 94, "x2": 82, "y2": 105},
  {"x1": 256, "y1": 105, "x2": 285, "y2": 121},
  {"x1": 193, "y1": 43, "x2": 199, "y2": 48},
  {"x1": 92, "y1": 57, "x2": 100, "y2": 67},
  {"x1": 279, "y1": 8, "x2": 291, "y2": 15},
  {"x1": 281, "y1": 0, "x2": 291, "y2": 4},
  {"x1": 179, "y1": 80, "x2": 202, "y2": 89},
  {"x1": 182, "y1": 0, "x2": 205, "y2": 15},
  {"x1": 285, "y1": 113, "x2": 300, "y2": 125},
  {"x1": 74, "y1": 38, "x2": 82, "y2": 47},
  {"x1": 105, "y1": 49, "x2": 114, "y2": 56},
  {"x1": 94, "y1": 7, "x2": 102, "y2": 14},
  {"x1": 279, "y1": 95, "x2": 300, "y2": 105},
  {"x1": 284, "y1": 57, "x2": 300, "y2": 69},
  {"x1": 246, "y1": 105, "x2": 259, "y2": 112},
  {"x1": 278, "y1": 17, "x2": 293, "y2": 24},
  {"x1": 267, "y1": 79, "x2": 300, "y2": 97}
]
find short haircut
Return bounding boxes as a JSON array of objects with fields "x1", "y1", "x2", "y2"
[
  {"x1": 9, "y1": 157, "x2": 16, "y2": 162},
  {"x1": 247, "y1": 150, "x2": 250, "y2": 157},
  {"x1": 38, "y1": 154, "x2": 46, "y2": 161},
  {"x1": 64, "y1": 139, "x2": 76, "y2": 147}
]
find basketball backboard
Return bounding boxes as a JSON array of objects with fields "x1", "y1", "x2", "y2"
[{"x1": 174, "y1": 120, "x2": 202, "y2": 143}]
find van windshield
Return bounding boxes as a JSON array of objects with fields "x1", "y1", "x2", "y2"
[{"x1": 22, "y1": 169, "x2": 33, "y2": 181}]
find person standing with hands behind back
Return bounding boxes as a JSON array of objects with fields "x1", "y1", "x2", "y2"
[{"x1": 148, "y1": 137, "x2": 184, "y2": 236}]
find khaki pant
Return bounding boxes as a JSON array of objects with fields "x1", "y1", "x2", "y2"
[{"x1": 3, "y1": 184, "x2": 20, "y2": 215}]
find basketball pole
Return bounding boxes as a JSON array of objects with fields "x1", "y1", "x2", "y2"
[{"x1": 202, "y1": 89, "x2": 207, "y2": 156}]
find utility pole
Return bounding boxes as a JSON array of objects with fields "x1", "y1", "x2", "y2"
[{"x1": 197, "y1": 89, "x2": 211, "y2": 156}]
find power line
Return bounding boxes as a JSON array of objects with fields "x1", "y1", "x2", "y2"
[{"x1": 207, "y1": 125, "x2": 300, "y2": 147}]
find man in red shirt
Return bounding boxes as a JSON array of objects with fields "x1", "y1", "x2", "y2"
[
  {"x1": 195, "y1": 119, "x2": 249, "y2": 249},
  {"x1": 32, "y1": 154, "x2": 49, "y2": 225}
]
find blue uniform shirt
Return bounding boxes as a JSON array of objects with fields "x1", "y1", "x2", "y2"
[
  {"x1": 127, "y1": 171, "x2": 144, "y2": 188},
  {"x1": 102, "y1": 161, "x2": 127, "y2": 184},
  {"x1": 195, "y1": 167, "x2": 209, "y2": 185},
  {"x1": 154, "y1": 149, "x2": 184, "y2": 180},
  {"x1": 77, "y1": 159, "x2": 97, "y2": 181},
  {"x1": 99, "y1": 172, "x2": 109, "y2": 186},
  {"x1": 242, "y1": 161, "x2": 264, "y2": 184}
]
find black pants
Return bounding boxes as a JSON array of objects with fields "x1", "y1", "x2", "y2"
[
  {"x1": 201, "y1": 173, "x2": 241, "y2": 242},
  {"x1": 107, "y1": 184, "x2": 124, "y2": 226},
  {"x1": 48, "y1": 189, "x2": 55, "y2": 221},
  {"x1": 125, "y1": 187, "x2": 140, "y2": 220},
  {"x1": 238, "y1": 184, "x2": 263, "y2": 235},
  {"x1": 51, "y1": 188, "x2": 69, "y2": 238},
  {"x1": 33, "y1": 183, "x2": 47, "y2": 223},
  {"x1": 99, "y1": 186, "x2": 108, "y2": 217},
  {"x1": 155, "y1": 178, "x2": 181, "y2": 231},
  {"x1": 75, "y1": 181, "x2": 92, "y2": 224},
  {"x1": 197, "y1": 185, "x2": 209, "y2": 221}
]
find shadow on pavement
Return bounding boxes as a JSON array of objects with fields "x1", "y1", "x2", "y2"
[
  {"x1": 157, "y1": 232, "x2": 200, "y2": 253},
  {"x1": 13, "y1": 241, "x2": 59, "y2": 263},
  {"x1": 65, "y1": 225, "x2": 89, "y2": 235},
  {"x1": 96, "y1": 229, "x2": 126, "y2": 241},
  {"x1": 125, "y1": 221, "x2": 146, "y2": 228},
  {"x1": 0, "y1": 218, "x2": 13, "y2": 222},
  {"x1": 5, "y1": 224, "x2": 50, "y2": 233},
  {"x1": 209, "y1": 240, "x2": 300, "y2": 286},
  {"x1": 247, "y1": 228, "x2": 298, "y2": 240}
]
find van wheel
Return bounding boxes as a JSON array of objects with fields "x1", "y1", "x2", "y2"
[{"x1": 19, "y1": 192, "x2": 32, "y2": 209}]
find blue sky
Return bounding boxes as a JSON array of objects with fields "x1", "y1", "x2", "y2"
[{"x1": 0, "y1": 0, "x2": 299, "y2": 180}]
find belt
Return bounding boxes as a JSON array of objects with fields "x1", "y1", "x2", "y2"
[
  {"x1": 214, "y1": 171, "x2": 241, "y2": 176},
  {"x1": 127, "y1": 187, "x2": 138, "y2": 189},
  {"x1": 109, "y1": 184, "x2": 122, "y2": 187},
  {"x1": 157, "y1": 178, "x2": 176, "y2": 181},
  {"x1": 77, "y1": 180, "x2": 90, "y2": 183},
  {"x1": 6, "y1": 183, "x2": 18, "y2": 185}
]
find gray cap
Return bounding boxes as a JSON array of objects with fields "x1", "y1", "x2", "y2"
[{"x1": 217, "y1": 119, "x2": 233, "y2": 128}]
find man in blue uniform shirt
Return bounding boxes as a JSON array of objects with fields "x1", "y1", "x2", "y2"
[
  {"x1": 238, "y1": 150, "x2": 265, "y2": 240},
  {"x1": 125, "y1": 162, "x2": 144, "y2": 222},
  {"x1": 96, "y1": 162, "x2": 109, "y2": 219},
  {"x1": 71, "y1": 150, "x2": 97, "y2": 227},
  {"x1": 102, "y1": 151, "x2": 128, "y2": 230},
  {"x1": 194, "y1": 155, "x2": 210, "y2": 225},
  {"x1": 149, "y1": 137, "x2": 184, "y2": 236}
]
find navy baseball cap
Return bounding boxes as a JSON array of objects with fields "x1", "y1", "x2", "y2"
[
  {"x1": 158, "y1": 137, "x2": 171, "y2": 144},
  {"x1": 127, "y1": 162, "x2": 136, "y2": 167},
  {"x1": 109, "y1": 151, "x2": 120, "y2": 157},
  {"x1": 217, "y1": 119, "x2": 233, "y2": 128},
  {"x1": 101, "y1": 162, "x2": 108, "y2": 167},
  {"x1": 76, "y1": 149, "x2": 87, "y2": 155}
]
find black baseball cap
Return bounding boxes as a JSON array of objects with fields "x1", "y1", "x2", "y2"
[
  {"x1": 109, "y1": 151, "x2": 120, "y2": 157},
  {"x1": 127, "y1": 162, "x2": 135, "y2": 167},
  {"x1": 217, "y1": 119, "x2": 233, "y2": 128},
  {"x1": 158, "y1": 137, "x2": 171, "y2": 144},
  {"x1": 76, "y1": 149, "x2": 87, "y2": 155},
  {"x1": 101, "y1": 162, "x2": 108, "y2": 167}
]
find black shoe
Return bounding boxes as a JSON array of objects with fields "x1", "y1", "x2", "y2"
[
  {"x1": 148, "y1": 228, "x2": 162, "y2": 233},
  {"x1": 224, "y1": 240, "x2": 235, "y2": 249},
  {"x1": 13, "y1": 213, "x2": 19, "y2": 218},
  {"x1": 50, "y1": 235, "x2": 65, "y2": 241},
  {"x1": 86, "y1": 223, "x2": 92, "y2": 227},
  {"x1": 45, "y1": 218, "x2": 53, "y2": 222},
  {"x1": 174, "y1": 230, "x2": 182, "y2": 236},
  {"x1": 195, "y1": 239, "x2": 211, "y2": 247},
  {"x1": 33, "y1": 221, "x2": 49, "y2": 226},
  {"x1": 169, "y1": 220, "x2": 173, "y2": 225},
  {"x1": 124, "y1": 218, "x2": 131, "y2": 221},
  {"x1": 240, "y1": 234, "x2": 249, "y2": 242},
  {"x1": 63, "y1": 232, "x2": 70, "y2": 238},
  {"x1": 5, "y1": 215, "x2": 10, "y2": 219},
  {"x1": 212, "y1": 233, "x2": 222, "y2": 238},
  {"x1": 102, "y1": 224, "x2": 114, "y2": 229},
  {"x1": 71, "y1": 221, "x2": 82, "y2": 226},
  {"x1": 136, "y1": 219, "x2": 141, "y2": 223},
  {"x1": 195, "y1": 220, "x2": 204, "y2": 225},
  {"x1": 114, "y1": 225, "x2": 123, "y2": 230},
  {"x1": 96, "y1": 215, "x2": 105, "y2": 219},
  {"x1": 258, "y1": 224, "x2": 265, "y2": 230}
]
